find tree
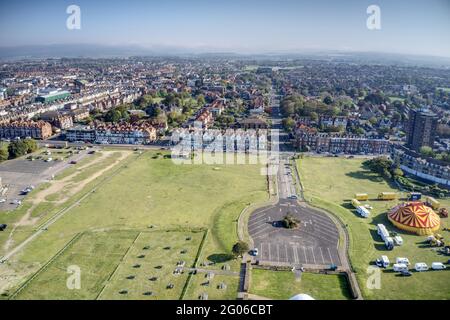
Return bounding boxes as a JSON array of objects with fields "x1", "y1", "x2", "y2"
[
  {"x1": 232, "y1": 241, "x2": 249, "y2": 258},
  {"x1": 419, "y1": 146, "x2": 435, "y2": 158},
  {"x1": 282, "y1": 117, "x2": 296, "y2": 132},
  {"x1": 0, "y1": 143, "x2": 8, "y2": 161},
  {"x1": 323, "y1": 96, "x2": 333, "y2": 105},
  {"x1": 282, "y1": 214, "x2": 300, "y2": 229},
  {"x1": 23, "y1": 139, "x2": 38, "y2": 153},
  {"x1": 8, "y1": 140, "x2": 28, "y2": 159},
  {"x1": 105, "y1": 109, "x2": 122, "y2": 123}
]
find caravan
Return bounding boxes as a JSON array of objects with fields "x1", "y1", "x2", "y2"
[
  {"x1": 376, "y1": 255, "x2": 390, "y2": 268},
  {"x1": 396, "y1": 257, "x2": 410, "y2": 266},
  {"x1": 414, "y1": 263, "x2": 429, "y2": 272},
  {"x1": 356, "y1": 206, "x2": 370, "y2": 218},
  {"x1": 393, "y1": 263, "x2": 409, "y2": 272}
]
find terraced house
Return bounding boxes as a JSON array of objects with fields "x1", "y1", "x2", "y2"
[
  {"x1": 0, "y1": 120, "x2": 52, "y2": 139},
  {"x1": 95, "y1": 122, "x2": 157, "y2": 145}
]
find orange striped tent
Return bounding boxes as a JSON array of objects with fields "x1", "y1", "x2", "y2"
[{"x1": 388, "y1": 202, "x2": 441, "y2": 236}]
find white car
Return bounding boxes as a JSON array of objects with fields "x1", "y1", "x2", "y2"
[
  {"x1": 431, "y1": 262, "x2": 446, "y2": 270},
  {"x1": 0, "y1": 199, "x2": 6, "y2": 204},
  {"x1": 252, "y1": 248, "x2": 259, "y2": 256}
]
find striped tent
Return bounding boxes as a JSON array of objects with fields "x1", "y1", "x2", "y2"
[{"x1": 388, "y1": 202, "x2": 441, "y2": 236}]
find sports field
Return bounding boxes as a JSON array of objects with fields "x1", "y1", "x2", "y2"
[
  {"x1": 297, "y1": 157, "x2": 450, "y2": 300},
  {"x1": 0, "y1": 150, "x2": 267, "y2": 299}
]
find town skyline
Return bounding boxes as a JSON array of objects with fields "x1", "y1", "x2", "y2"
[{"x1": 1, "y1": 0, "x2": 450, "y2": 58}]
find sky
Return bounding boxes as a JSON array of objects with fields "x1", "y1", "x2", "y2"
[{"x1": 0, "y1": 0, "x2": 449, "y2": 57}]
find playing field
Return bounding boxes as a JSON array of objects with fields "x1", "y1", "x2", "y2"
[
  {"x1": 0, "y1": 150, "x2": 267, "y2": 299},
  {"x1": 297, "y1": 157, "x2": 450, "y2": 300},
  {"x1": 249, "y1": 268, "x2": 351, "y2": 300}
]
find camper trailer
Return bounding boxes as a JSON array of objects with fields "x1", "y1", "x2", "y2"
[
  {"x1": 393, "y1": 263, "x2": 409, "y2": 272},
  {"x1": 354, "y1": 193, "x2": 369, "y2": 201},
  {"x1": 356, "y1": 206, "x2": 370, "y2": 218},
  {"x1": 414, "y1": 263, "x2": 429, "y2": 272},
  {"x1": 426, "y1": 197, "x2": 440, "y2": 210},
  {"x1": 351, "y1": 199, "x2": 361, "y2": 208},
  {"x1": 378, "y1": 192, "x2": 397, "y2": 200},
  {"x1": 376, "y1": 255, "x2": 390, "y2": 268},
  {"x1": 396, "y1": 257, "x2": 410, "y2": 266}
]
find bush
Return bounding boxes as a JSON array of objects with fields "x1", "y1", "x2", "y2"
[
  {"x1": 282, "y1": 214, "x2": 300, "y2": 229},
  {"x1": 232, "y1": 241, "x2": 249, "y2": 257}
]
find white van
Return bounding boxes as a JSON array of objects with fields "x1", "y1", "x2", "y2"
[
  {"x1": 431, "y1": 262, "x2": 446, "y2": 270},
  {"x1": 393, "y1": 263, "x2": 408, "y2": 272},
  {"x1": 376, "y1": 255, "x2": 390, "y2": 268},
  {"x1": 396, "y1": 257, "x2": 410, "y2": 266},
  {"x1": 414, "y1": 262, "x2": 429, "y2": 272}
]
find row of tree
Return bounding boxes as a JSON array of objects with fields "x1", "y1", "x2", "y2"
[{"x1": 0, "y1": 139, "x2": 38, "y2": 161}]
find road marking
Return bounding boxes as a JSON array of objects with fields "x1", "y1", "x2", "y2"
[
  {"x1": 327, "y1": 248, "x2": 334, "y2": 265},
  {"x1": 302, "y1": 246, "x2": 308, "y2": 263},
  {"x1": 284, "y1": 244, "x2": 289, "y2": 263},
  {"x1": 319, "y1": 247, "x2": 325, "y2": 264},
  {"x1": 310, "y1": 247, "x2": 316, "y2": 264},
  {"x1": 268, "y1": 243, "x2": 272, "y2": 261},
  {"x1": 276, "y1": 244, "x2": 280, "y2": 262},
  {"x1": 292, "y1": 245, "x2": 298, "y2": 263}
]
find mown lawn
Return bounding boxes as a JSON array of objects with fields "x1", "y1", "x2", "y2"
[
  {"x1": 250, "y1": 269, "x2": 351, "y2": 300},
  {"x1": 2, "y1": 151, "x2": 267, "y2": 299},
  {"x1": 297, "y1": 157, "x2": 450, "y2": 300}
]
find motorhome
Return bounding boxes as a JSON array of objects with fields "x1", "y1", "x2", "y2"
[
  {"x1": 356, "y1": 206, "x2": 370, "y2": 218},
  {"x1": 414, "y1": 263, "x2": 429, "y2": 272},
  {"x1": 385, "y1": 237, "x2": 394, "y2": 250},
  {"x1": 376, "y1": 255, "x2": 390, "y2": 268},
  {"x1": 393, "y1": 263, "x2": 408, "y2": 272},
  {"x1": 396, "y1": 257, "x2": 410, "y2": 266}
]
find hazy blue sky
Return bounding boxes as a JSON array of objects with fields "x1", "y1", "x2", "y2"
[{"x1": 1, "y1": 0, "x2": 449, "y2": 57}]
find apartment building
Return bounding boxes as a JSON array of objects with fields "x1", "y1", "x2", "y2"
[{"x1": 0, "y1": 120, "x2": 52, "y2": 139}]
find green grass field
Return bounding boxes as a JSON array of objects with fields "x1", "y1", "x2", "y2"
[
  {"x1": 1, "y1": 151, "x2": 267, "y2": 299},
  {"x1": 297, "y1": 157, "x2": 450, "y2": 300},
  {"x1": 250, "y1": 269, "x2": 351, "y2": 300}
]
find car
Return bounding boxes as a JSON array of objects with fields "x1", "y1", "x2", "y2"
[
  {"x1": 70, "y1": 161, "x2": 78, "y2": 165},
  {"x1": 252, "y1": 248, "x2": 259, "y2": 256},
  {"x1": 400, "y1": 270, "x2": 412, "y2": 277},
  {"x1": 0, "y1": 224, "x2": 7, "y2": 231},
  {"x1": 0, "y1": 199, "x2": 6, "y2": 204},
  {"x1": 290, "y1": 195, "x2": 298, "y2": 200}
]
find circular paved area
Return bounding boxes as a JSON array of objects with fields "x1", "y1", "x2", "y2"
[{"x1": 248, "y1": 199, "x2": 341, "y2": 266}]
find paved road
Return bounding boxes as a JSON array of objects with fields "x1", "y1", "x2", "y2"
[{"x1": 248, "y1": 94, "x2": 340, "y2": 267}]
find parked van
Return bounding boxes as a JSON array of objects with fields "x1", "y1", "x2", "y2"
[
  {"x1": 393, "y1": 263, "x2": 408, "y2": 272},
  {"x1": 431, "y1": 262, "x2": 446, "y2": 270},
  {"x1": 376, "y1": 255, "x2": 390, "y2": 268},
  {"x1": 396, "y1": 257, "x2": 410, "y2": 266},
  {"x1": 414, "y1": 262, "x2": 429, "y2": 272},
  {"x1": 385, "y1": 237, "x2": 394, "y2": 250},
  {"x1": 357, "y1": 206, "x2": 370, "y2": 218}
]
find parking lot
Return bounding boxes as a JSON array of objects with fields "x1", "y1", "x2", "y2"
[
  {"x1": 248, "y1": 199, "x2": 341, "y2": 267},
  {"x1": 0, "y1": 149, "x2": 90, "y2": 211}
]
